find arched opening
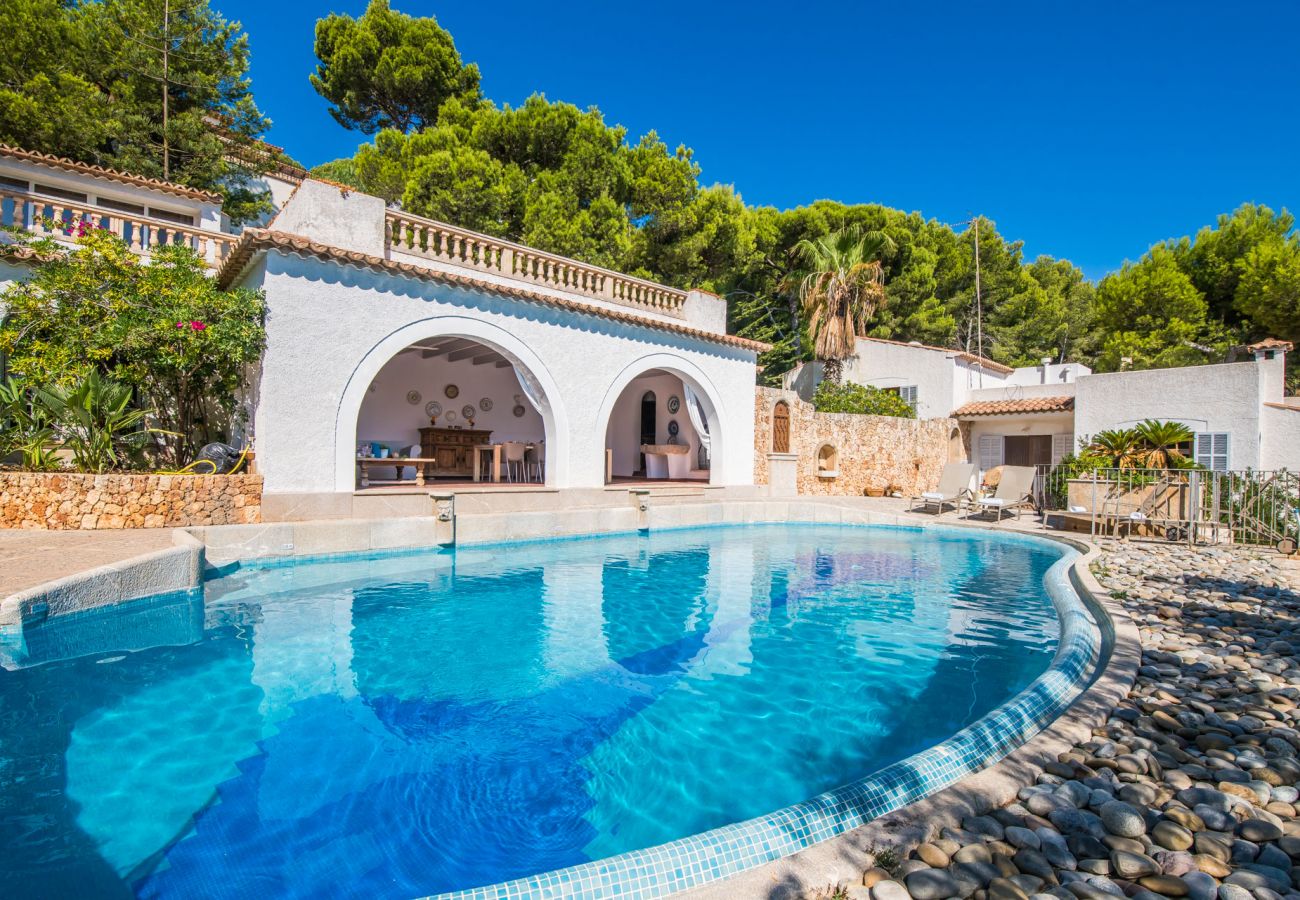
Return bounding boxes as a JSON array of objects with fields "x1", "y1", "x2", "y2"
[
  {"x1": 773, "y1": 401, "x2": 791, "y2": 453},
  {"x1": 351, "y1": 335, "x2": 552, "y2": 488},
  {"x1": 948, "y1": 427, "x2": 965, "y2": 462},
  {"x1": 600, "y1": 363, "x2": 723, "y2": 485},
  {"x1": 638, "y1": 391, "x2": 657, "y2": 475}
]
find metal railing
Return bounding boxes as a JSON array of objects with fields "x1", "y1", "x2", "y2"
[{"x1": 1027, "y1": 464, "x2": 1300, "y2": 550}]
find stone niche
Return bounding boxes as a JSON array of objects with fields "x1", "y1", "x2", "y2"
[
  {"x1": 0, "y1": 473, "x2": 263, "y2": 529},
  {"x1": 754, "y1": 386, "x2": 961, "y2": 496}
]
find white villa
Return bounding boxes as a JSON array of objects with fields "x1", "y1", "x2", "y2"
[
  {"x1": 785, "y1": 336, "x2": 1300, "y2": 474},
  {"x1": 4, "y1": 140, "x2": 1297, "y2": 519},
  {"x1": 0, "y1": 145, "x2": 765, "y2": 514}
]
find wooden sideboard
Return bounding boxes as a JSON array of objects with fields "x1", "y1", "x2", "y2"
[{"x1": 419, "y1": 427, "x2": 492, "y2": 478}]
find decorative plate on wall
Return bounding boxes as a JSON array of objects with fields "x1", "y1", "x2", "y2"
[
  {"x1": 462, "y1": 404, "x2": 476, "y2": 420},
  {"x1": 512, "y1": 404, "x2": 526, "y2": 418},
  {"x1": 667, "y1": 419, "x2": 680, "y2": 436},
  {"x1": 479, "y1": 397, "x2": 493, "y2": 412},
  {"x1": 445, "y1": 409, "x2": 458, "y2": 422},
  {"x1": 444, "y1": 384, "x2": 459, "y2": 399},
  {"x1": 425, "y1": 401, "x2": 442, "y2": 418},
  {"x1": 667, "y1": 395, "x2": 681, "y2": 414},
  {"x1": 406, "y1": 390, "x2": 422, "y2": 405}
]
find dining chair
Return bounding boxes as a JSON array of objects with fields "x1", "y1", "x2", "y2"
[
  {"x1": 503, "y1": 441, "x2": 527, "y2": 482},
  {"x1": 526, "y1": 443, "x2": 545, "y2": 482}
]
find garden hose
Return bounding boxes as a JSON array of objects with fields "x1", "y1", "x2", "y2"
[{"x1": 159, "y1": 446, "x2": 251, "y2": 476}]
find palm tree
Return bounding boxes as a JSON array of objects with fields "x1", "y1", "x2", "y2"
[
  {"x1": 1134, "y1": 419, "x2": 1194, "y2": 469},
  {"x1": 1085, "y1": 428, "x2": 1144, "y2": 469},
  {"x1": 786, "y1": 225, "x2": 894, "y2": 384}
]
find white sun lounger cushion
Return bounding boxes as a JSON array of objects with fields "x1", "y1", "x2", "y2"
[
  {"x1": 921, "y1": 491, "x2": 945, "y2": 500},
  {"x1": 978, "y1": 498, "x2": 1015, "y2": 508}
]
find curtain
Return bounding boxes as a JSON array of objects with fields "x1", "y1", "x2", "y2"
[
  {"x1": 683, "y1": 383, "x2": 710, "y2": 460},
  {"x1": 513, "y1": 364, "x2": 548, "y2": 413}
]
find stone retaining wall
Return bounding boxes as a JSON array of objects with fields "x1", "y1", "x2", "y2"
[
  {"x1": 754, "y1": 386, "x2": 964, "y2": 496},
  {"x1": 0, "y1": 473, "x2": 262, "y2": 529}
]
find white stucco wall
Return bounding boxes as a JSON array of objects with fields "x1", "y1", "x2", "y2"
[
  {"x1": 244, "y1": 252, "x2": 757, "y2": 494},
  {"x1": 603, "y1": 371, "x2": 703, "y2": 478},
  {"x1": 1260, "y1": 405, "x2": 1300, "y2": 471},
  {"x1": 966, "y1": 382, "x2": 1078, "y2": 403},
  {"x1": 1003, "y1": 362, "x2": 1091, "y2": 387},
  {"x1": 0, "y1": 256, "x2": 31, "y2": 300},
  {"x1": 843, "y1": 341, "x2": 1009, "y2": 419},
  {"x1": 1074, "y1": 361, "x2": 1265, "y2": 469}
]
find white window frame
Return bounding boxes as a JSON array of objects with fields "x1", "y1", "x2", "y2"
[
  {"x1": 1194, "y1": 432, "x2": 1230, "y2": 472},
  {"x1": 899, "y1": 384, "x2": 918, "y2": 411}
]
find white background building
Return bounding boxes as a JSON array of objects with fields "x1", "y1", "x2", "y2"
[{"x1": 786, "y1": 336, "x2": 1300, "y2": 474}]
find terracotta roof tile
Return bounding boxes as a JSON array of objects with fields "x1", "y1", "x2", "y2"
[
  {"x1": 216, "y1": 229, "x2": 771, "y2": 354},
  {"x1": 856, "y1": 336, "x2": 1015, "y2": 374},
  {"x1": 952, "y1": 396, "x2": 1075, "y2": 417},
  {"x1": 1249, "y1": 338, "x2": 1294, "y2": 352},
  {"x1": 0, "y1": 144, "x2": 222, "y2": 203}
]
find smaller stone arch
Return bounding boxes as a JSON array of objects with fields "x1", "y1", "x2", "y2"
[{"x1": 947, "y1": 426, "x2": 966, "y2": 462}]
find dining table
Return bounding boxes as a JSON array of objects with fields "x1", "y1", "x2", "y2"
[{"x1": 472, "y1": 443, "x2": 539, "y2": 483}]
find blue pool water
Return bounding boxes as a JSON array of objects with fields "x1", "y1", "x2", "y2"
[{"x1": 0, "y1": 524, "x2": 1064, "y2": 898}]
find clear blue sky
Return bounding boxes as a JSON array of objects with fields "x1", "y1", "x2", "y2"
[{"x1": 221, "y1": 0, "x2": 1299, "y2": 280}]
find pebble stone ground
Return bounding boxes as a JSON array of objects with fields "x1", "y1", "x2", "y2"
[{"x1": 821, "y1": 542, "x2": 1300, "y2": 900}]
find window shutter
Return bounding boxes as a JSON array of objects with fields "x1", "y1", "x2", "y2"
[
  {"x1": 900, "y1": 385, "x2": 918, "y2": 410},
  {"x1": 1195, "y1": 432, "x2": 1230, "y2": 472},
  {"x1": 978, "y1": 434, "x2": 1004, "y2": 473},
  {"x1": 1051, "y1": 433, "x2": 1073, "y2": 467}
]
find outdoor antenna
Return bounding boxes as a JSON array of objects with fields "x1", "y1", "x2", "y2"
[{"x1": 973, "y1": 216, "x2": 983, "y2": 388}]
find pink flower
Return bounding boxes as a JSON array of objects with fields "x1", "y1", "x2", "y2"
[
  {"x1": 190, "y1": 321, "x2": 206, "y2": 331},
  {"x1": 176, "y1": 322, "x2": 186, "y2": 329}
]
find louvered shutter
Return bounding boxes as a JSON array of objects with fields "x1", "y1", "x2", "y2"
[
  {"x1": 978, "y1": 434, "x2": 1004, "y2": 474},
  {"x1": 1195, "y1": 432, "x2": 1230, "y2": 472},
  {"x1": 1051, "y1": 433, "x2": 1073, "y2": 467}
]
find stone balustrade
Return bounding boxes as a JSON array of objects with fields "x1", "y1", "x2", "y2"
[
  {"x1": 385, "y1": 210, "x2": 687, "y2": 316},
  {"x1": 0, "y1": 189, "x2": 236, "y2": 268}
]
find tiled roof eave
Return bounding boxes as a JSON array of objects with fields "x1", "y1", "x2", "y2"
[
  {"x1": 217, "y1": 229, "x2": 770, "y2": 354},
  {"x1": 0, "y1": 144, "x2": 223, "y2": 203},
  {"x1": 952, "y1": 396, "x2": 1075, "y2": 417}
]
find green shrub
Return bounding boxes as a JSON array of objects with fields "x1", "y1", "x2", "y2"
[{"x1": 811, "y1": 381, "x2": 916, "y2": 418}]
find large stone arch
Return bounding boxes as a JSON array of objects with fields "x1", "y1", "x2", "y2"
[
  {"x1": 593, "y1": 352, "x2": 730, "y2": 486},
  {"x1": 334, "y1": 315, "x2": 569, "y2": 491}
]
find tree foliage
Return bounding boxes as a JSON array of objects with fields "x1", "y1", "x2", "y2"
[
  {"x1": 310, "y1": 6, "x2": 1299, "y2": 386},
  {"x1": 0, "y1": 228, "x2": 266, "y2": 466},
  {"x1": 0, "y1": 0, "x2": 279, "y2": 222},
  {"x1": 811, "y1": 381, "x2": 916, "y2": 418},
  {"x1": 311, "y1": 0, "x2": 480, "y2": 135}
]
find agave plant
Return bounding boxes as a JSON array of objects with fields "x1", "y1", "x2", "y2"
[
  {"x1": 1084, "y1": 428, "x2": 1144, "y2": 469},
  {"x1": 35, "y1": 371, "x2": 151, "y2": 473},
  {"x1": 785, "y1": 225, "x2": 895, "y2": 384},
  {"x1": 1134, "y1": 419, "x2": 1194, "y2": 469}
]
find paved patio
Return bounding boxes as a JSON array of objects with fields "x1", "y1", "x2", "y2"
[{"x1": 0, "y1": 527, "x2": 176, "y2": 598}]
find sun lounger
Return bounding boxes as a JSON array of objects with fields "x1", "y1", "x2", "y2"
[
  {"x1": 910, "y1": 462, "x2": 976, "y2": 514},
  {"x1": 970, "y1": 465, "x2": 1038, "y2": 523}
]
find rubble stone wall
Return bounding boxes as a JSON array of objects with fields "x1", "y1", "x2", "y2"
[
  {"x1": 754, "y1": 386, "x2": 963, "y2": 496},
  {"x1": 0, "y1": 473, "x2": 262, "y2": 529}
]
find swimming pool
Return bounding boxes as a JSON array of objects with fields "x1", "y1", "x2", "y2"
[{"x1": 0, "y1": 523, "x2": 1095, "y2": 898}]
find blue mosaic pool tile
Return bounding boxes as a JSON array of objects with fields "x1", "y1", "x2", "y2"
[{"x1": 430, "y1": 543, "x2": 1104, "y2": 900}]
